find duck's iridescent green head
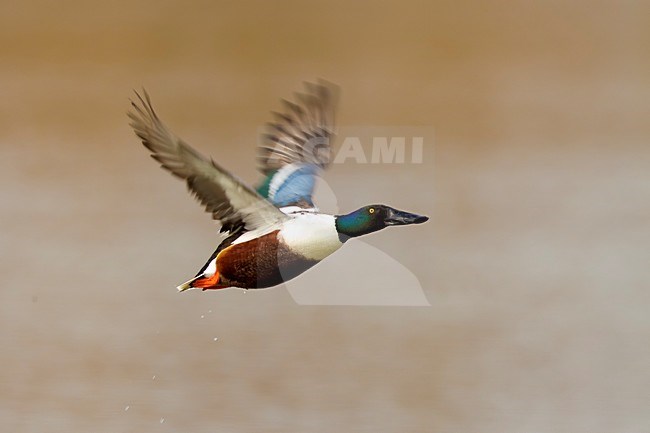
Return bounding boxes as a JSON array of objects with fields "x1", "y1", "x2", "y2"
[{"x1": 335, "y1": 205, "x2": 428, "y2": 240}]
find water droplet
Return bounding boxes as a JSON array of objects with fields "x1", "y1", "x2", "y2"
[
  {"x1": 160, "y1": 417, "x2": 165, "y2": 424},
  {"x1": 124, "y1": 405, "x2": 130, "y2": 411},
  {"x1": 200, "y1": 315, "x2": 204, "y2": 319},
  {"x1": 213, "y1": 337, "x2": 218, "y2": 341},
  {"x1": 208, "y1": 309, "x2": 212, "y2": 313},
  {"x1": 152, "y1": 375, "x2": 156, "y2": 380}
]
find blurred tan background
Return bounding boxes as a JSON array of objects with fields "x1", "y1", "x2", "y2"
[{"x1": 1, "y1": 0, "x2": 649, "y2": 432}]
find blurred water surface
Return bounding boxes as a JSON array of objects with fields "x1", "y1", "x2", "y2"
[{"x1": 1, "y1": 1, "x2": 649, "y2": 432}]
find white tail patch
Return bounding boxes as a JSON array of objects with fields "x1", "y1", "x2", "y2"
[
  {"x1": 177, "y1": 258, "x2": 217, "y2": 291},
  {"x1": 203, "y1": 258, "x2": 217, "y2": 276}
]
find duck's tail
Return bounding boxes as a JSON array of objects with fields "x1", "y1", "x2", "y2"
[
  {"x1": 177, "y1": 272, "x2": 225, "y2": 291},
  {"x1": 177, "y1": 256, "x2": 226, "y2": 291},
  {"x1": 177, "y1": 275, "x2": 201, "y2": 292}
]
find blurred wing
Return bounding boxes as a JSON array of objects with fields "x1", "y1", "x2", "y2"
[
  {"x1": 256, "y1": 80, "x2": 339, "y2": 208},
  {"x1": 129, "y1": 90, "x2": 289, "y2": 233}
]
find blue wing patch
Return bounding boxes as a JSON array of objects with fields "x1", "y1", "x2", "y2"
[{"x1": 257, "y1": 163, "x2": 319, "y2": 208}]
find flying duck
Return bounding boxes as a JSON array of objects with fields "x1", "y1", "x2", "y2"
[{"x1": 128, "y1": 80, "x2": 428, "y2": 291}]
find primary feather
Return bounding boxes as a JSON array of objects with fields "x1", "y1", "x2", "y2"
[
  {"x1": 128, "y1": 90, "x2": 289, "y2": 234},
  {"x1": 256, "y1": 80, "x2": 339, "y2": 209}
]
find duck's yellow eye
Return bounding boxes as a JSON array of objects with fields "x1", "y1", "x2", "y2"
[{"x1": 369, "y1": 208, "x2": 375, "y2": 214}]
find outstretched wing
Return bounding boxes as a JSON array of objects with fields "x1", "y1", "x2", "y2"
[
  {"x1": 129, "y1": 90, "x2": 289, "y2": 233},
  {"x1": 256, "y1": 80, "x2": 339, "y2": 208}
]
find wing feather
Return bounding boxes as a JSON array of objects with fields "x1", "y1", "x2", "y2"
[
  {"x1": 256, "y1": 80, "x2": 339, "y2": 209},
  {"x1": 129, "y1": 90, "x2": 289, "y2": 233},
  {"x1": 258, "y1": 80, "x2": 338, "y2": 175}
]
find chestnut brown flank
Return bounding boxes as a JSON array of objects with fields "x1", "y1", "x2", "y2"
[{"x1": 215, "y1": 230, "x2": 319, "y2": 289}]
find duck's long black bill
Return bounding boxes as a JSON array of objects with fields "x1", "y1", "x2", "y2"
[{"x1": 385, "y1": 209, "x2": 429, "y2": 226}]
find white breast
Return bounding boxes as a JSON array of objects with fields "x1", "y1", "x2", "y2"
[{"x1": 278, "y1": 213, "x2": 343, "y2": 261}]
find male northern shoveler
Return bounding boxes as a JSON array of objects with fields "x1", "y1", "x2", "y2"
[{"x1": 129, "y1": 80, "x2": 428, "y2": 291}]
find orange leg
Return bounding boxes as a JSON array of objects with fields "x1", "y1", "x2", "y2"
[{"x1": 191, "y1": 271, "x2": 225, "y2": 290}]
